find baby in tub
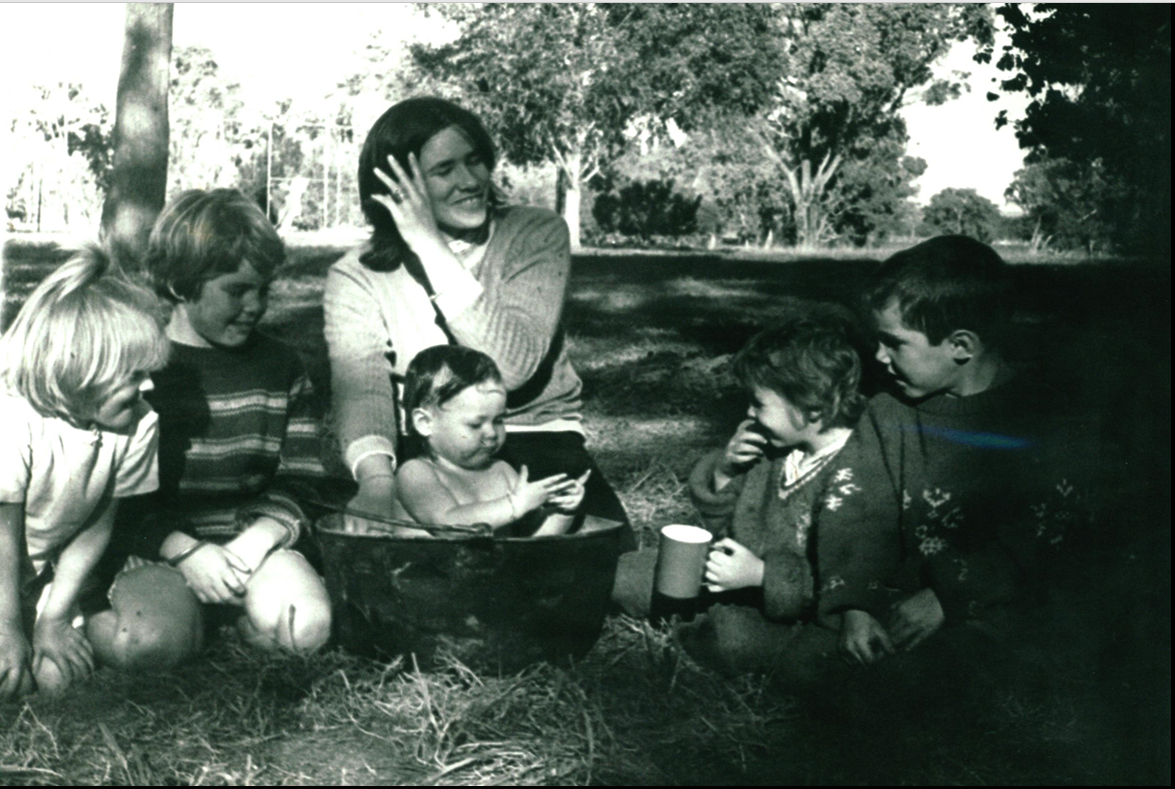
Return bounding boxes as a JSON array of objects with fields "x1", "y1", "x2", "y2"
[{"x1": 394, "y1": 346, "x2": 589, "y2": 536}]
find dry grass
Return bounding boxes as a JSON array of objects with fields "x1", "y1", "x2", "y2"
[{"x1": 1, "y1": 239, "x2": 1169, "y2": 785}]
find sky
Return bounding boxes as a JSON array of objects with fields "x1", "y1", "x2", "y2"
[{"x1": 2, "y1": 3, "x2": 1029, "y2": 211}]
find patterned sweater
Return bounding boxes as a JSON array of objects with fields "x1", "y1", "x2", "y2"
[
  {"x1": 124, "y1": 335, "x2": 328, "y2": 557},
  {"x1": 323, "y1": 206, "x2": 585, "y2": 476},
  {"x1": 689, "y1": 442, "x2": 853, "y2": 622},
  {"x1": 817, "y1": 379, "x2": 1092, "y2": 624}
]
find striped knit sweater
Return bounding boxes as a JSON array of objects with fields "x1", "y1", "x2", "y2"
[{"x1": 124, "y1": 335, "x2": 327, "y2": 557}]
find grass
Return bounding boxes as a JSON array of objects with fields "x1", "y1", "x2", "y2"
[{"x1": 1, "y1": 238, "x2": 1171, "y2": 785}]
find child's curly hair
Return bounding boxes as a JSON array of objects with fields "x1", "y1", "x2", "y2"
[
  {"x1": 1, "y1": 244, "x2": 169, "y2": 424},
  {"x1": 403, "y1": 345, "x2": 503, "y2": 434},
  {"x1": 733, "y1": 314, "x2": 866, "y2": 430}
]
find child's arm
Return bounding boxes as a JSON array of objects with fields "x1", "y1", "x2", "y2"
[
  {"x1": 530, "y1": 469, "x2": 590, "y2": 537},
  {"x1": 0, "y1": 502, "x2": 36, "y2": 701},
  {"x1": 30, "y1": 496, "x2": 119, "y2": 686},
  {"x1": 704, "y1": 538, "x2": 764, "y2": 592},
  {"x1": 688, "y1": 450, "x2": 750, "y2": 539},
  {"x1": 713, "y1": 419, "x2": 768, "y2": 492},
  {"x1": 396, "y1": 461, "x2": 572, "y2": 529},
  {"x1": 705, "y1": 538, "x2": 818, "y2": 621}
]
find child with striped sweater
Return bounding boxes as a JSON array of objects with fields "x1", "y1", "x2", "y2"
[{"x1": 109, "y1": 189, "x2": 332, "y2": 666}]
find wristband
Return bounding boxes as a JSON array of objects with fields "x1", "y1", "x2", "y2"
[
  {"x1": 506, "y1": 491, "x2": 519, "y2": 522},
  {"x1": 166, "y1": 539, "x2": 210, "y2": 568}
]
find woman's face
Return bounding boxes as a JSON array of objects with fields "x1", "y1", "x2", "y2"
[{"x1": 417, "y1": 126, "x2": 491, "y2": 232}]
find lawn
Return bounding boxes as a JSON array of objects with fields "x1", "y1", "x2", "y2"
[{"x1": 1, "y1": 239, "x2": 1170, "y2": 785}]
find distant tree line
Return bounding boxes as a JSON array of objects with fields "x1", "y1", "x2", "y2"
[{"x1": 8, "y1": 4, "x2": 1168, "y2": 256}]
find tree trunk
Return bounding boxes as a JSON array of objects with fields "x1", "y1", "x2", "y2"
[
  {"x1": 558, "y1": 150, "x2": 583, "y2": 250},
  {"x1": 101, "y1": 3, "x2": 173, "y2": 269}
]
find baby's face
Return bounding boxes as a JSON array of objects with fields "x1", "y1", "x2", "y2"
[{"x1": 426, "y1": 381, "x2": 508, "y2": 470}]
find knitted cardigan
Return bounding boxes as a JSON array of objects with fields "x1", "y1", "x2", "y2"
[
  {"x1": 689, "y1": 444, "x2": 852, "y2": 622},
  {"x1": 323, "y1": 206, "x2": 584, "y2": 476}
]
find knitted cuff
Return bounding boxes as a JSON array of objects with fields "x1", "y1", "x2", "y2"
[{"x1": 235, "y1": 492, "x2": 304, "y2": 548}]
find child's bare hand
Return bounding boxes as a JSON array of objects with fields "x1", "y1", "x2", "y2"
[
  {"x1": 32, "y1": 616, "x2": 93, "y2": 686},
  {"x1": 510, "y1": 465, "x2": 572, "y2": 516},
  {"x1": 178, "y1": 543, "x2": 252, "y2": 605},
  {"x1": 705, "y1": 538, "x2": 764, "y2": 592},
  {"x1": 889, "y1": 588, "x2": 945, "y2": 651},
  {"x1": 715, "y1": 419, "x2": 768, "y2": 488},
  {"x1": 546, "y1": 470, "x2": 591, "y2": 515},
  {"x1": 225, "y1": 529, "x2": 275, "y2": 574},
  {"x1": 0, "y1": 627, "x2": 37, "y2": 701},
  {"x1": 840, "y1": 609, "x2": 895, "y2": 666}
]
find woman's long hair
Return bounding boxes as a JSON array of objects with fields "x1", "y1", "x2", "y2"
[{"x1": 357, "y1": 97, "x2": 503, "y2": 272}]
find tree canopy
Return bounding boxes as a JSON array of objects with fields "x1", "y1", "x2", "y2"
[
  {"x1": 920, "y1": 187, "x2": 1002, "y2": 244},
  {"x1": 410, "y1": 3, "x2": 785, "y2": 246},
  {"x1": 757, "y1": 3, "x2": 994, "y2": 248},
  {"x1": 979, "y1": 4, "x2": 1171, "y2": 254}
]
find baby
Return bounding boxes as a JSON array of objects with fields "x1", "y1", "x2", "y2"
[{"x1": 395, "y1": 346, "x2": 589, "y2": 536}]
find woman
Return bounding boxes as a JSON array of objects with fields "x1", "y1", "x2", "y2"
[{"x1": 323, "y1": 97, "x2": 632, "y2": 546}]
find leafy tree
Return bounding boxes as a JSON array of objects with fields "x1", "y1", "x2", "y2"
[
  {"x1": 592, "y1": 180, "x2": 701, "y2": 244},
  {"x1": 102, "y1": 2, "x2": 173, "y2": 263},
  {"x1": 979, "y1": 4, "x2": 1171, "y2": 255},
  {"x1": 919, "y1": 187, "x2": 1002, "y2": 243},
  {"x1": 757, "y1": 4, "x2": 994, "y2": 249},
  {"x1": 6, "y1": 83, "x2": 112, "y2": 230},
  {"x1": 168, "y1": 46, "x2": 264, "y2": 195},
  {"x1": 1005, "y1": 157, "x2": 1116, "y2": 254},
  {"x1": 411, "y1": 3, "x2": 786, "y2": 247},
  {"x1": 830, "y1": 145, "x2": 927, "y2": 247},
  {"x1": 594, "y1": 114, "x2": 788, "y2": 246}
]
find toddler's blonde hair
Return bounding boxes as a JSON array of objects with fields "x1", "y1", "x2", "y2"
[{"x1": 1, "y1": 244, "x2": 169, "y2": 424}]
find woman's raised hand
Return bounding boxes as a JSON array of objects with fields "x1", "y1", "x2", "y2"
[{"x1": 371, "y1": 153, "x2": 446, "y2": 255}]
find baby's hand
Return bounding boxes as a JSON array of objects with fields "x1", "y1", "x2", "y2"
[
  {"x1": 715, "y1": 419, "x2": 768, "y2": 488},
  {"x1": 32, "y1": 615, "x2": 93, "y2": 688},
  {"x1": 509, "y1": 465, "x2": 572, "y2": 516},
  {"x1": 546, "y1": 470, "x2": 591, "y2": 515},
  {"x1": 705, "y1": 538, "x2": 765, "y2": 592},
  {"x1": 0, "y1": 626, "x2": 36, "y2": 701},
  {"x1": 839, "y1": 609, "x2": 895, "y2": 666},
  {"x1": 177, "y1": 543, "x2": 252, "y2": 606}
]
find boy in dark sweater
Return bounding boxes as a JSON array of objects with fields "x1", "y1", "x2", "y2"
[{"x1": 817, "y1": 235, "x2": 1090, "y2": 663}]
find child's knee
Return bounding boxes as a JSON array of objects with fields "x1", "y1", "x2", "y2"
[
  {"x1": 243, "y1": 551, "x2": 332, "y2": 653},
  {"x1": 90, "y1": 565, "x2": 203, "y2": 670},
  {"x1": 242, "y1": 596, "x2": 332, "y2": 653}
]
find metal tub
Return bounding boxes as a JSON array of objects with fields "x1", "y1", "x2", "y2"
[{"x1": 315, "y1": 514, "x2": 624, "y2": 673}]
